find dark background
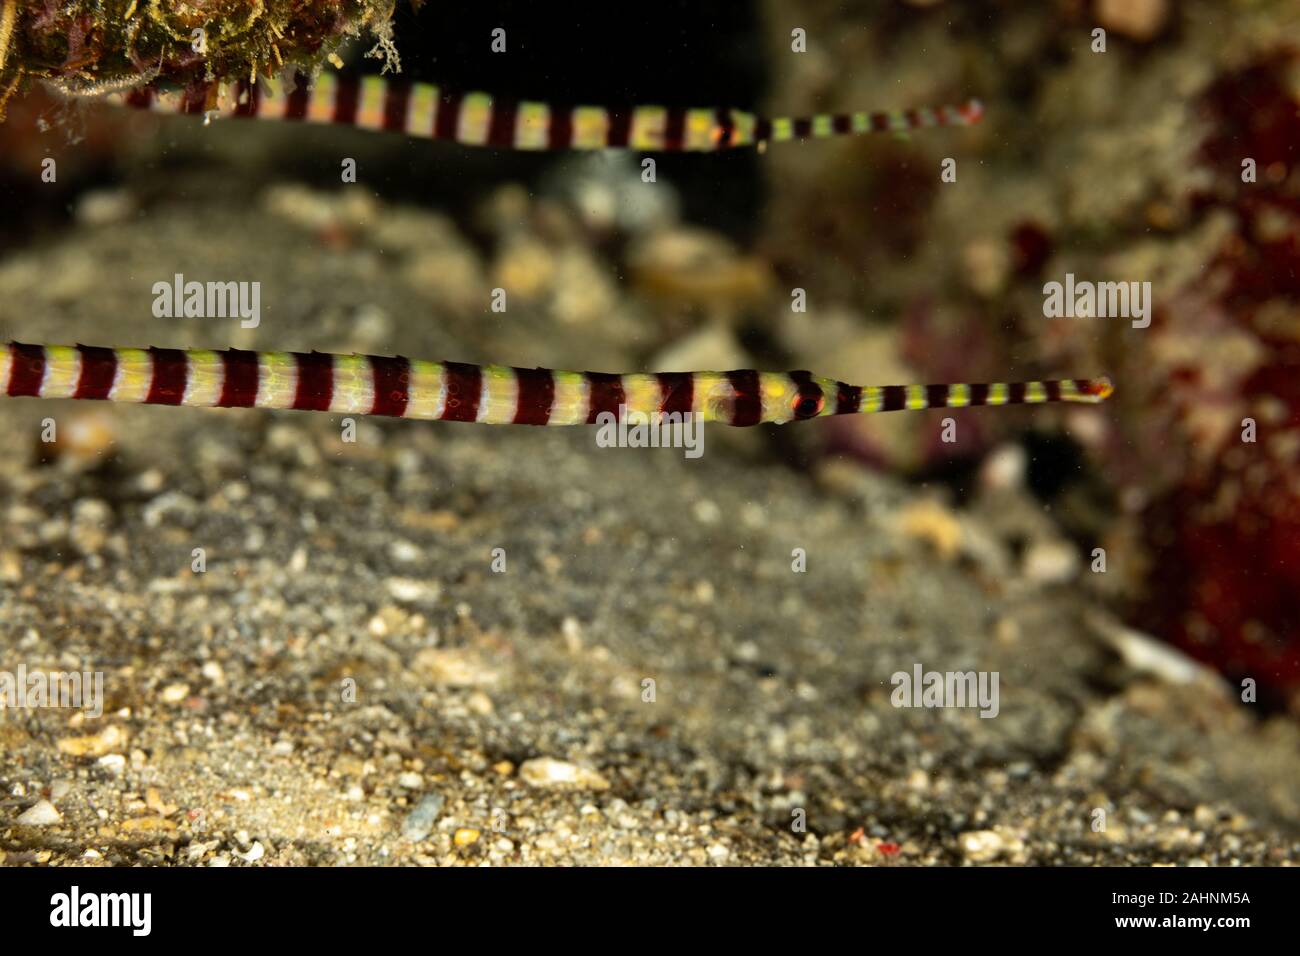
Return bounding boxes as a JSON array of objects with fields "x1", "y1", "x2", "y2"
[{"x1": 375, "y1": 0, "x2": 768, "y2": 238}]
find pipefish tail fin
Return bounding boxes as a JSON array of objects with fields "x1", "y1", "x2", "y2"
[
  {"x1": 829, "y1": 375, "x2": 1113, "y2": 416},
  {"x1": 3, "y1": 343, "x2": 1110, "y2": 427},
  {"x1": 758, "y1": 98, "x2": 984, "y2": 144},
  {"x1": 98, "y1": 72, "x2": 983, "y2": 152}
]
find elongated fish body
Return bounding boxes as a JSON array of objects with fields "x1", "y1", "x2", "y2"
[
  {"x1": 104, "y1": 71, "x2": 983, "y2": 152},
  {"x1": 1, "y1": 343, "x2": 1112, "y2": 427}
]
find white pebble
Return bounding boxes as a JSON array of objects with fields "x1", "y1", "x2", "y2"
[
  {"x1": 97, "y1": 754, "x2": 127, "y2": 775},
  {"x1": 16, "y1": 800, "x2": 61, "y2": 826},
  {"x1": 519, "y1": 757, "x2": 610, "y2": 791},
  {"x1": 959, "y1": 829, "x2": 1006, "y2": 862},
  {"x1": 389, "y1": 540, "x2": 423, "y2": 564}
]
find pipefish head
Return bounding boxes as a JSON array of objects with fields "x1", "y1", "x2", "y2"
[{"x1": 693, "y1": 371, "x2": 827, "y2": 425}]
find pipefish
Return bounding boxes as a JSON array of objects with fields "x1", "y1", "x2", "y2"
[
  {"x1": 100, "y1": 70, "x2": 983, "y2": 151},
  {"x1": 1, "y1": 343, "x2": 1111, "y2": 426}
]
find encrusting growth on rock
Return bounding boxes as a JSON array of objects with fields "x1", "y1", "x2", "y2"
[{"x1": 0, "y1": 0, "x2": 402, "y2": 118}]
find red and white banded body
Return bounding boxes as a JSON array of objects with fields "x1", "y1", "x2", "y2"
[
  {"x1": 103, "y1": 71, "x2": 984, "y2": 152},
  {"x1": 1, "y1": 343, "x2": 1113, "y2": 427}
]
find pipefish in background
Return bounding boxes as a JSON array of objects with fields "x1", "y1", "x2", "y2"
[
  {"x1": 1, "y1": 343, "x2": 1111, "y2": 426},
  {"x1": 94, "y1": 70, "x2": 984, "y2": 152}
]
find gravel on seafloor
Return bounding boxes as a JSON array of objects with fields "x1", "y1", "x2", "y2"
[{"x1": 0, "y1": 186, "x2": 1298, "y2": 867}]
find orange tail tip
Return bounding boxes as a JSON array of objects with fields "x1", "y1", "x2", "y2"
[
  {"x1": 959, "y1": 99, "x2": 985, "y2": 124},
  {"x1": 1084, "y1": 376, "x2": 1114, "y2": 401}
]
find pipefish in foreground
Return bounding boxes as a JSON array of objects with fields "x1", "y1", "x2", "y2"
[
  {"x1": 2, "y1": 344, "x2": 1112, "y2": 426},
  {"x1": 96, "y1": 71, "x2": 984, "y2": 152}
]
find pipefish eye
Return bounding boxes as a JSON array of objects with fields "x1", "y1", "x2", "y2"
[{"x1": 793, "y1": 394, "x2": 824, "y2": 419}]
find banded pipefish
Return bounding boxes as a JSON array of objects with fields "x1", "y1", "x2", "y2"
[
  {"x1": 101, "y1": 71, "x2": 984, "y2": 151},
  {"x1": 1, "y1": 344, "x2": 1112, "y2": 426}
]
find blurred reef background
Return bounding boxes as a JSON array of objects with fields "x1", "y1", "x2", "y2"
[{"x1": 0, "y1": 0, "x2": 1299, "y2": 865}]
